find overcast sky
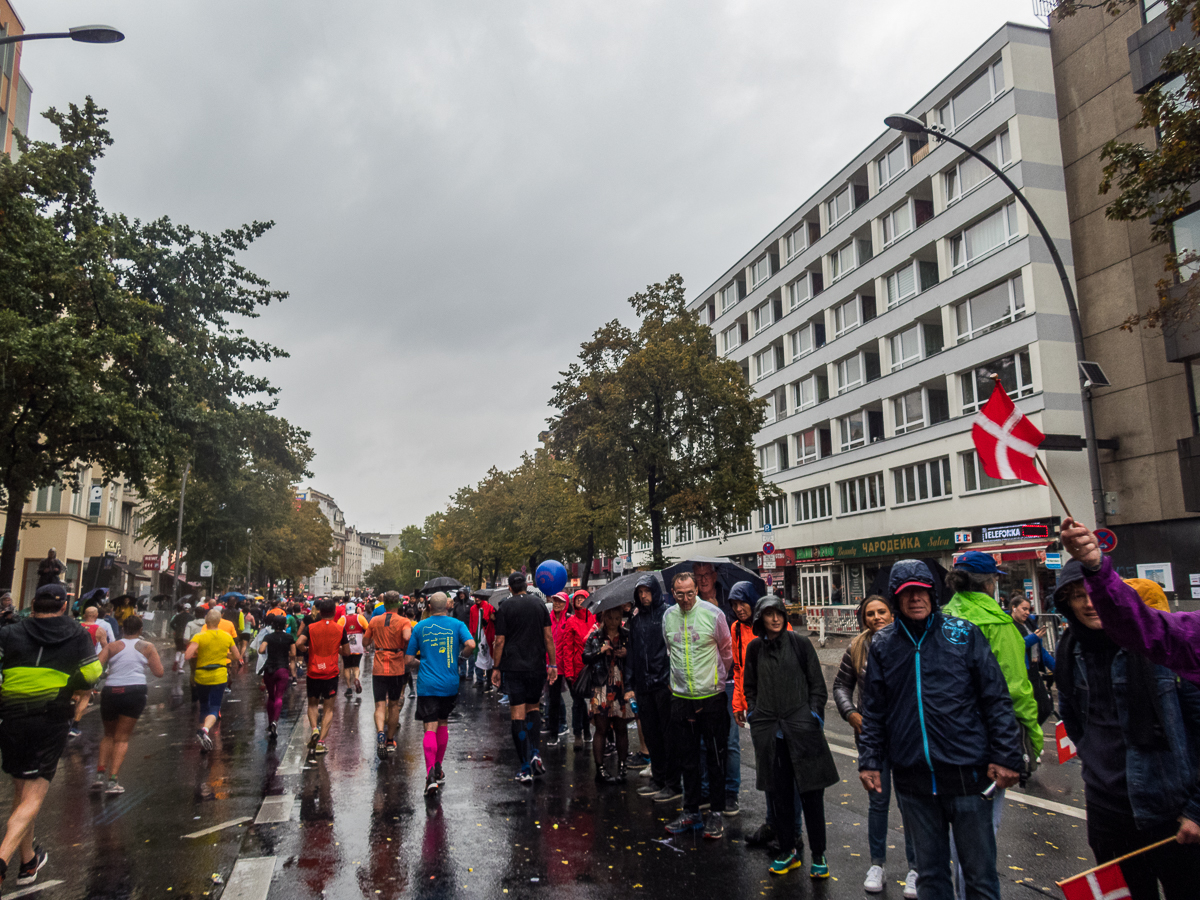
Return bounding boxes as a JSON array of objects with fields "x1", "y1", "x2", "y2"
[{"x1": 27, "y1": 1, "x2": 1042, "y2": 533}]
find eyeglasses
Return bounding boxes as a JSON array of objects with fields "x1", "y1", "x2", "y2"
[{"x1": 673, "y1": 590, "x2": 697, "y2": 601}]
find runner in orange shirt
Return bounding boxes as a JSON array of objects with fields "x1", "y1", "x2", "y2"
[
  {"x1": 363, "y1": 592, "x2": 413, "y2": 758},
  {"x1": 340, "y1": 604, "x2": 371, "y2": 699},
  {"x1": 295, "y1": 598, "x2": 347, "y2": 755}
]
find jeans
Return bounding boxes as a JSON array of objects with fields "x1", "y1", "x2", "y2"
[
  {"x1": 701, "y1": 681, "x2": 741, "y2": 799},
  {"x1": 1087, "y1": 806, "x2": 1200, "y2": 900},
  {"x1": 869, "y1": 761, "x2": 917, "y2": 868},
  {"x1": 671, "y1": 693, "x2": 728, "y2": 813},
  {"x1": 899, "y1": 791, "x2": 1000, "y2": 900},
  {"x1": 263, "y1": 668, "x2": 290, "y2": 724},
  {"x1": 950, "y1": 788, "x2": 1002, "y2": 899},
  {"x1": 770, "y1": 736, "x2": 826, "y2": 858},
  {"x1": 636, "y1": 686, "x2": 678, "y2": 789}
]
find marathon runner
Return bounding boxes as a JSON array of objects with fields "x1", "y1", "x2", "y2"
[
  {"x1": 258, "y1": 613, "x2": 296, "y2": 741},
  {"x1": 341, "y1": 603, "x2": 369, "y2": 699},
  {"x1": 70, "y1": 606, "x2": 109, "y2": 738},
  {"x1": 406, "y1": 593, "x2": 474, "y2": 795},
  {"x1": 363, "y1": 592, "x2": 412, "y2": 758},
  {"x1": 295, "y1": 598, "x2": 347, "y2": 755},
  {"x1": 184, "y1": 609, "x2": 244, "y2": 752},
  {"x1": 93, "y1": 615, "x2": 164, "y2": 793}
]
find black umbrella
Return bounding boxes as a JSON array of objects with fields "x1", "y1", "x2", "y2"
[
  {"x1": 471, "y1": 587, "x2": 499, "y2": 600},
  {"x1": 660, "y1": 556, "x2": 766, "y2": 600},
  {"x1": 421, "y1": 576, "x2": 464, "y2": 595},
  {"x1": 590, "y1": 571, "x2": 666, "y2": 614}
]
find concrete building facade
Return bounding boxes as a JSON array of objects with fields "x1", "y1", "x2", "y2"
[
  {"x1": 1048, "y1": 0, "x2": 1200, "y2": 601},
  {"x1": 636, "y1": 23, "x2": 1092, "y2": 616}
]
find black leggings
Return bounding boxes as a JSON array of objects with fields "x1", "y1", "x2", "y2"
[
  {"x1": 770, "y1": 736, "x2": 826, "y2": 857},
  {"x1": 592, "y1": 714, "x2": 628, "y2": 768}
]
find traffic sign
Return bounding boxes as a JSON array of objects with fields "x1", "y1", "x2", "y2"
[
  {"x1": 765, "y1": 574, "x2": 774, "y2": 586},
  {"x1": 1044, "y1": 552, "x2": 1062, "y2": 570},
  {"x1": 1094, "y1": 528, "x2": 1118, "y2": 553},
  {"x1": 761, "y1": 553, "x2": 777, "y2": 570},
  {"x1": 199, "y1": 560, "x2": 213, "y2": 578},
  {"x1": 762, "y1": 542, "x2": 775, "y2": 555},
  {"x1": 763, "y1": 523, "x2": 773, "y2": 533}
]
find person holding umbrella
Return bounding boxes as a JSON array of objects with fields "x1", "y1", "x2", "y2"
[{"x1": 582, "y1": 596, "x2": 635, "y2": 783}]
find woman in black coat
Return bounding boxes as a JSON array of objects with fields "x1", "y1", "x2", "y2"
[{"x1": 744, "y1": 596, "x2": 840, "y2": 879}]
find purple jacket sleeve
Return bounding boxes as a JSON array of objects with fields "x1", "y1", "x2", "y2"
[{"x1": 1085, "y1": 556, "x2": 1200, "y2": 686}]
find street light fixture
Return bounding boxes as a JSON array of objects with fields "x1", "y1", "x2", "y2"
[
  {"x1": 0, "y1": 25, "x2": 124, "y2": 47},
  {"x1": 884, "y1": 113, "x2": 1108, "y2": 526}
]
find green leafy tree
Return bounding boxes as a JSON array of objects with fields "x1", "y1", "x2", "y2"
[
  {"x1": 0, "y1": 99, "x2": 287, "y2": 590},
  {"x1": 551, "y1": 274, "x2": 774, "y2": 568}
]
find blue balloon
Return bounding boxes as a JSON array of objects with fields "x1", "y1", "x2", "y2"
[{"x1": 535, "y1": 560, "x2": 568, "y2": 597}]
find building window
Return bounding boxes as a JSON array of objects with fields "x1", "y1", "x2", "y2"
[
  {"x1": 751, "y1": 256, "x2": 772, "y2": 288},
  {"x1": 793, "y1": 373, "x2": 828, "y2": 411},
  {"x1": 1172, "y1": 208, "x2": 1200, "y2": 279},
  {"x1": 758, "y1": 444, "x2": 779, "y2": 475},
  {"x1": 889, "y1": 321, "x2": 942, "y2": 372},
  {"x1": 937, "y1": 58, "x2": 1006, "y2": 131},
  {"x1": 786, "y1": 228, "x2": 806, "y2": 260},
  {"x1": 35, "y1": 484, "x2": 63, "y2": 514},
  {"x1": 790, "y1": 324, "x2": 814, "y2": 359},
  {"x1": 950, "y1": 202, "x2": 1018, "y2": 272},
  {"x1": 961, "y1": 449, "x2": 1021, "y2": 492},
  {"x1": 71, "y1": 467, "x2": 87, "y2": 517},
  {"x1": 794, "y1": 485, "x2": 832, "y2": 523},
  {"x1": 836, "y1": 354, "x2": 864, "y2": 394},
  {"x1": 885, "y1": 262, "x2": 918, "y2": 308},
  {"x1": 674, "y1": 523, "x2": 694, "y2": 544},
  {"x1": 893, "y1": 389, "x2": 926, "y2": 434},
  {"x1": 833, "y1": 296, "x2": 862, "y2": 337},
  {"x1": 876, "y1": 142, "x2": 908, "y2": 187},
  {"x1": 760, "y1": 496, "x2": 788, "y2": 529},
  {"x1": 955, "y1": 275, "x2": 1025, "y2": 341},
  {"x1": 839, "y1": 409, "x2": 867, "y2": 451},
  {"x1": 827, "y1": 185, "x2": 853, "y2": 226},
  {"x1": 720, "y1": 282, "x2": 741, "y2": 313},
  {"x1": 1143, "y1": 0, "x2": 1167, "y2": 22},
  {"x1": 788, "y1": 275, "x2": 811, "y2": 311},
  {"x1": 960, "y1": 350, "x2": 1034, "y2": 413},
  {"x1": 752, "y1": 302, "x2": 774, "y2": 335},
  {"x1": 945, "y1": 130, "x2": 1012, "y2": 204},
  {"x1": 830, "y1": 242, "x2": 856, "y2": 281},
  {"x1": 796, "y1": 427, "x2": 821, "y2": 464},
  {"x1": 754, "y1": 346, "x2": 781, "y2": 381},
  {"x1": 894, "y1": 457, "x2": 952, "y2": 505},
  {"x1": 881, "y1": 202, "x2": 912, "y2": 246},
  {"x1": 839, "y1": 472, "x2": 886, "y2": 514},
  {"x1": 720, "y1": 324, "x2": 741, "y2": 356}
]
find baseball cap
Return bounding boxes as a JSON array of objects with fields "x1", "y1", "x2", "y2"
[
  {"x1": 508, "y1": 571, "x2": 527, "y2": 590},
  {"x1": 35, "y1": 583, "x2": 67, "y2": 603},
  {"x1": 953, "y1": 550, "x2": 1003, "y2": 575}
]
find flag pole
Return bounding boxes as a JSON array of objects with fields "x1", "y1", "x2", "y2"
[
  {"x1": 1056, "y1": 836, "x2": 1177, "y2": 888},
  {"x1": 1035, "y1": 455, "x2": 1072, "y2": 520}
]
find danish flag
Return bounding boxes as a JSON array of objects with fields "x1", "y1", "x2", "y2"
[
  {"x1": 1058, "y1": 863, "x2": 1131, "y2": 900},
  {"x1": 971, "y1": 380, "x2": 1045, "y2": 485}
]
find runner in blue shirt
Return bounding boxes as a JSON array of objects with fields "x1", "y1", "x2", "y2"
[{"x1": 406, "y1": 592, "x2": 474, "y2": 796}]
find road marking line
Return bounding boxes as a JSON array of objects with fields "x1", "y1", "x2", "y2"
[
  {"x1": 254, "y1": 792, "x2": 294, "y2": 824},
  {"x1": 828, "y1": 743, "x2": 858, "y2": 760},
  {"x1": 219, "y1": 856, "x2": 275, "y2": 900},
  {"x1": 182, "y1": 816, "x2": 253, "y2": 838},
  {"x1": 277, "y1": 717, "x2": 310, "y2": 776},
  {"x1": 1006, "y1": 789, "x2": 1086, "y2": 820},
  {"x1": 2, "y1": 880, "x2": 65, "y2": 898}
]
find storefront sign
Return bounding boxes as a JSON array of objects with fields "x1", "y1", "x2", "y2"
[
  {"x1": 793, "y1": 529, "x2": 957, "y2": 562},
  {"x1": 142, "y1": 555, "x2": 161, "y2": 571},
  {"x1": 980, "y1": 522, "x2": 1051, "y2": 542}
]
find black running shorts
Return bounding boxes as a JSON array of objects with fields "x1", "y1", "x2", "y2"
[
  {"x1": 503, "y1": 671, "x2": 546, "y2": 707},
  {"x1": 345, "y1": 653, "x2": 363, "y2": 668},
  {"x1": 0, "y1": 715, "x2": 70, "y2": 781},
  {"x1": 415, "y1": 694, "x2": 457, "y2": 723},
  {"x1": 372, "y1": 675, "x2": 405, "y2": 703},
  {"x1": 100, "y1": 685, "x2": 148, "y2": 722},
  {"x1": 306, "y1": 676, "x2": 339, "y2": 700}
]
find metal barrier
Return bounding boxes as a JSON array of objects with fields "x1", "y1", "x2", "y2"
[{"x1": 789, "y1": 605, "x2": 861, "y2": 645}]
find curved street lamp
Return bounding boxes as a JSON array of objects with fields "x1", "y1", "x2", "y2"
[
  {"x1": 884, "y1": 113, "x2": 1107, "y2": 526},
  {"x1": 0, "y1": 25, "x2": 124, "y2": 46}
]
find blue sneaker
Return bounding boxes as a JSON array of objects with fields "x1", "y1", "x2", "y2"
[
  {"x1": 376, "y1": 731, "x2": 386, "y2": 759},
  {"x1": 810, "y1": 855, "x2": 830, "y2": 879},
  {"x1": 531, "y1": 752, "x2": 545, "y2": 777},
  {"x1": 664, "y1": 812, "x2": 704, "y2": 834},
  {"x1": 516, "y1": 767, "x2": 534, "y2": 784}
]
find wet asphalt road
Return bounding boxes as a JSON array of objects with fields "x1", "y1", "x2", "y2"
[{"x1": 1, "y1": 637, "x2": 1094, "y2": 899}]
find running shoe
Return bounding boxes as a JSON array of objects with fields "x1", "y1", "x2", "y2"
[
  {"x1": 810, "y1": 856, "x2": 830, "y2": 879},
  {"x1": 627, "y1": 752, "x2": 651, "y2": 767},
  {"x1": 344, "y1": 688, "x2": 353, "y2": 698},
  {"x1": 864, "y1": 864, "x2": 885, "y2": 893},
  {"x1": 308, "y1": 728, "x2": 320, "y2": 753},
  {"x1": 637, "y1": 782, "x2": 663, "y2": 797},
  {"x1": 530, "y1": 752, "x2": 545, "y2": 777},
  {"x1": 197, "y1": 728, "x2": 213, "y2": 752},
  {"x1": 105, "y1": 780, "x2": 125, "y2": 795},
  {"x1": 376, "y1": 732, "x2": 387, "y2": 759},
  {"x1": 770, "y1": 852, "x2": 803, "y2": 876},
  {"x1": 315, "y1": 740, "x2": 328, "y2": 755},
  {"x1": 664, "y1": 812, "x2": 704, "y2": 834},
  {"x1": 386, "y1": 739, "x2": 397, "y2": 754},
  {"x1": 424, "y1": 774, "x2": 439, "y2": 795},
  {"x1": 268, "y1": 721, "x2": 278, "y2": 741},
  {"x1": 904, "y1": 869, "x2": 919, "y2": 899},
  {"x1": 516, "y1": 767, "x2": 534, "y2": 784},
  {"x1": 90, "y1": 775, "x2": 106, "y2": 793},
  {"x1": 703, "y1": 811, "x2": 724, "y2": 839},
  {"x1": 68, "y1": 723, "x2": 81, "y2": 738},
  {"x1": 434, "y1": 764, "x2": 446, "y2": 784},
  {"x1": 16, "y1": 847, "x2": 47, "y2": 886},
  {"x1": 355, "y1": 678, "x2": 362, "y2": 694}
]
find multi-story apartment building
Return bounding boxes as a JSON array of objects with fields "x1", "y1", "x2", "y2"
[
  {"x1": 1048, "y1": 0, "x2": 1200, "y2": 603},
  {"x1": 0, "y1": 1, "x2": 28, "y2": 160},
  {"x1": 634, "y1": 23, "x2": 1093, "y2": 616},
  {"x1": 298, "y1": 488, "x2": 346, "y2": 595}
]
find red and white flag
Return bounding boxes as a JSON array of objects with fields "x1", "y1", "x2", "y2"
[
  {"x1": 1058, "y1": 861, "x2": 1131, "y2": 900},
  {"x1": 1056, "y1": 720, "x2": 1077, "y2": 765},
  {"x1": 971, "y1": 380, "x2": 1045, "y2": 485}
]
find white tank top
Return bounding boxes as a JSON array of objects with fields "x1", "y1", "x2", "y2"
[{"x1": 106, "y1": 640, "x2": 150, "y2": 687}]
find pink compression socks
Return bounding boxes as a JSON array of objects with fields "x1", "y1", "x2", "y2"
[
  {"x1": 423, "y1": 731, "x2": 437, "y2": 774},
  {"x1": 435, "y1": 725, "x2": 448, "y2": 764}
]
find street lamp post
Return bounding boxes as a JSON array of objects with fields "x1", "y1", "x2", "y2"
[
  {"x1": 0, "y1": 25, "x2": 124, "y2": 47},
  {"x1": 884, "y1": 113, "x2": 1107, "y2": 527}
]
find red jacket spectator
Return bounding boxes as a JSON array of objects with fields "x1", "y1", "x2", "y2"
[
  {"x1": 469, "y1": 598, "x2": 495, "y2": 647},
  {"x1": 559, "y1": 593, "x2": 596, "y2": 681}
]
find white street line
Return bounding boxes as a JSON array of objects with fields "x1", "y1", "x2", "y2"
[
  {"x1": 1005, "y1": 789, "x2": 1086, "y2": 820},
  {"x1": 276, "y1": 717, "x2": 310, "y2": 776},
  {"x1": 219, "y1": 856, "x2": 275, "y2": 900},
  {"x1": 182, "y1": 816, "x2": 253, "y2": 839},
  {"x1": 254, "y1": 792, "x2": 294, "y2": 825},
  {"x1": 2, "y1": 880, "x2": 65, "y2": 898},
  {"x1": 828, "y1": 743, "x2": 858, "y2": 759}
]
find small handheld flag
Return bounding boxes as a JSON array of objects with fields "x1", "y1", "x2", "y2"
[
  {"x1": 1055, "y1": 720, "x2": 1077, "y2": 765},
  {"x1": 971, "y1": 379, "x2": 1046, "y2": 486}
]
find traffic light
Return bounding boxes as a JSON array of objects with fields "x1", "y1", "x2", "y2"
[{"x1": 415, "y1": 569, "x2": 421, "y2": 577}]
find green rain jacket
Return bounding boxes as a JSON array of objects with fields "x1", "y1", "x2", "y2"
[{"x1": 941, "y1": 591, "x2": 1043, "y2": 749}]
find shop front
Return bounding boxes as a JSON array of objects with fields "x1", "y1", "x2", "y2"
[{"x1": 954, "y1": 518, "x2": 1059, "y2": 616}]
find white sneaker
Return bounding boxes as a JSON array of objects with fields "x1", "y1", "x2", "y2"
[
  {"x1": 904, "y1": 868, "x2": 919, "y2": 899},
  {"x1": 863, "y1": 865, "x2": 885, "y2": 893}
]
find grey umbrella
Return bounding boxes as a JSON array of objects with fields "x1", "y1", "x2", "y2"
[
  {"x1": 660, "y1": 556, "x2": 766, "y2": 600},
  {"x1": 590, "y1": 571, "x2": 666, "y2": 614},
  {"x1": 421, "y1": 576, "x2": 465, "y2": 595}
]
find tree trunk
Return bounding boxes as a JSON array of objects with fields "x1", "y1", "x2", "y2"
[
  {"x1": 648, "y1": 466, "x2": 663, "y2": 569},
  {"x1": 579, "y1": 531, "x2": 595, "y2": 591},
  {"x1": 0, "y1": 474, "x2": 31, "y2": 593}
]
